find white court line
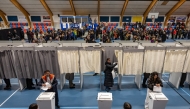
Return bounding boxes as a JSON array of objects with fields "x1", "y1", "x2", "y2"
[{"x1": 0, "y1": 88, "x2": 20, "y2": 107}]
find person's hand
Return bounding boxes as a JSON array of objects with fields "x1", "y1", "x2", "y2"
[
  {"x1": 48, "y1": 86, "x2": 52, "y2": 89},
  {"x1": 156, "y1": 84, "x2": 160, "y2": 87},
  {"x1": 42, "y1": 84, "x2": 46, "y2": 87}
]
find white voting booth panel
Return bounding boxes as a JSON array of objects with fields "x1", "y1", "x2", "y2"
[
  {"x1": 181, "y1": 43, "x2": 190, "y2": 85},
  {"x1": 148, "y1": 92, "x2": 168, "y2": 109},
  {"x1": 97, "y1": 92, "x2": 112, "y2": 109},
  {"x1": 36, "y1": 92, "x2": 55, "y2": 109},
  {"x1": 168, "y1": 45, "x2": 187, "y2": 89},
  {"x1": 161, "y1": 43, "x2": 187, "y2": 89},
  {"x1": 0, "y1": 79, "x2": 2, "y2": 85}
]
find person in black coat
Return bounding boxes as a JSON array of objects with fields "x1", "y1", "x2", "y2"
[
  {"x1": 7, "y1": 31, "x2": 13, "y2": 40},
  {"x1": 20, "y1": 30, "x2": 24, "y2": 40},
  {"x1": 104, "y1": 58, "x2": 117, "y2": 92},
  {"x1": 162, "y1": 32, "x2": 167, "y2": 42}
]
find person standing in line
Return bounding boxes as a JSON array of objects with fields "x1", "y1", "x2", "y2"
[
  {"x1": 104, "y1": 58, "x2": 117, "y2": 92},
  {"x1": 35, "y1": 28, "x2": 39, "y2": 39},
  {"x1": 39, "y1": 70, "x2": 60, "y2": 108}
]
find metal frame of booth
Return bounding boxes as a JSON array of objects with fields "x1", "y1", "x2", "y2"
[
  {"x1": 0, "y1": 43, "x2": 23, "y2": 91},
  {"x1": 160, "y1": 43, "x2": 188, "y2": 89},
  {"x1": 1, "y1": 41, "x2": 190, "y2": 91},
  {"x1": 101, "y1": 43, "x2": 122, "y2": 90},
  {"x1": 123, "y1": 43, "x2": 144, "y2": 90},
  {"x1": 141, "y1": 43, "x2": 166, "y2": 79},
  {"x1": 179, "y1": 42, "x2": 190, "y2": 86},
  {"x1": 80, "y1": 43, "x2": 101, "y2": 91},
  {"x1": 121, "y1": 43, "x2": 143, "y2": 90}
]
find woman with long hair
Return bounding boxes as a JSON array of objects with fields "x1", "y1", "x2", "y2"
[
  {"x1": 145, "y1": 72, "x2": 163, "y2": 109},
  {"x1": 104, "y1": 58, "x2": 117, "y2": 92}
]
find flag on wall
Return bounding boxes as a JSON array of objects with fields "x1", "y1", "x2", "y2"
[
  {"x1": 168, "y1": 16, "x2": 176, "y2": 23},
  {"x1": 18, "y1": 16, "x2": 27, "y2": 22},
  {"x1": 176, "y1": 16, "x2": 186, "y2": 22},
  {"x1": 42, "y1": 16, "x2": 51, "y2": 22}
]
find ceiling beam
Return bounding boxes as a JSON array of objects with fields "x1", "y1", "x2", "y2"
[
  {"x1": 69, "y1": 0, "x2": 76, "y2": 16},
  {"x1": 40, "y1": 0, "x2": 54, "y2": 26},
  {"x1": 98, "y1": 0, "x2": 100, "y2": 23},
  {"x1": 164, "y1": 0, "x2": 186, "y2": 27},
  {"x1": 0, "y1": 10, "x2": 9, "y2": 27},
  {"x1": 10, "y1": 0, "x2": 31, "y2": 28},
  {"x1": 142, "y1": 0, "x2": 157, "y2": 24},
  {"x1": 120, "y1": 0, "x2": 129, "y2": 26}
]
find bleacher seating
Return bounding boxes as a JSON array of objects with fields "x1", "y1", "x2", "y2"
[{"x1": 9, "y1": 22, "x2": 28, "y2": 33}]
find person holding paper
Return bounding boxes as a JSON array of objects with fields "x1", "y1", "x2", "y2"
[
  {"x1": 145, "y1": 72, "x2": 163, "y2": 109},
  {"x1": 104, "y1": 58, "x2": 117, "y2": 92},
  {"x1": 39, "y1": 70, "x2": 60, "y2": 109}
]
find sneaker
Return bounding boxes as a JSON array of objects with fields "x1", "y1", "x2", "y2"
[
  {"x1": 93, "y1": 73, "x2": 98, "y2": 76},
  {"x1": 56, "y1": 105, "x2": 60, "y2": 109},
  {"x1": 180, "y1": 85, "x2": 184, "y2": 88},
  {"x1": 4, "y1": 87, "x2": 11, "y2": 90},
  {"x1": 142, "y1": 84, "x2": 147, "y2": 88},
  {"x1": 69, "y1": 85, "x2": 75, "y2": 89}
]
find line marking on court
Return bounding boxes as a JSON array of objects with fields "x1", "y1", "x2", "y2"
[
  {"x1": 0, "y1": 88, "x2": 20, "y2": 107},
  {"x1": 163, "y1": 74, "x2": 190, "y2": 97},
  {"x1": 180, "y1": 88, "x2": 190, "y2": 97}
]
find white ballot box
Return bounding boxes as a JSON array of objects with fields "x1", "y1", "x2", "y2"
[
  {"x1": 148, "y1": 92, "x2": 168, "y2": 109},
  {"x1": 97, "y1": 92, "x2": 112, "y2": 109},
  {"x1": 36, "y1": 92, "x2": 55, "y2": 109}
]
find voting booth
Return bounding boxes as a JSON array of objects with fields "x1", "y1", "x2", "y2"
[
  {"x1": 36, "y1": 92, "x2": 55, "y2": 109},
  {"x1": 97, "y1": 92, "x2": 112, "y2": 109},
  {"x1": 148, "y1": 92, "x2": 168, "y2": 109}
]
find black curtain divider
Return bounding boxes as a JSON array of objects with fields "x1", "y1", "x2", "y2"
[
  {"x1": 34, "y1": 50, "x2": 60, "y2": 79},
  {"x1": 0, "y1": 50, "x2": 17, "y2": 79},
  {"x1": 0, "y1": 28, "x2": 22, "y2": 40},
  {"x1": 14, "y1": 50, "x2": 35, "y2": 78}
]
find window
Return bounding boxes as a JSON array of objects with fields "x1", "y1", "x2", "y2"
[
  {"x1": 31, "y1": 16, "x2": 41, "y2": 22},
  {"x1": 100, "y1": 16, "x2": 109, "y2": 22}
]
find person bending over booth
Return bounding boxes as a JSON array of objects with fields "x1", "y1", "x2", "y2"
[
  {"x1": 39, "y1": 70, "x2": 60, "y2": 108},
  {"x1": 104, "y1": 58, "x2": 117, "y2": 92},
  {"x1": 145, "y1": 72, "x2": 163, "y2": 109}
]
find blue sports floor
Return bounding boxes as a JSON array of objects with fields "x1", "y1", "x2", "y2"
[{"x1": 0, "y1": 73, "x2": 189, "y2": 109}]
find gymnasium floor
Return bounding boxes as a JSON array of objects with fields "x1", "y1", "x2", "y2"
[{"x1": 0, "y1": 73, "x2": 189, "y2": 109}]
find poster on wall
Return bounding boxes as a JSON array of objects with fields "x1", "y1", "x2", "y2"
[
  {"x1": 168, "y1": 16, "x2": 176, "y2": 22},
  {"x1": 176, "y1": 16, "x2": 186, "y2": 22},
  {"x1": 18, "y1": 16, "x2": 27, "y2": 22},
  {"x1": 132, "y1": 16, "x2": 142, "y2": 23},
  {"x1": 42, "y1": 16, "x2": 51, "y2": 22}
]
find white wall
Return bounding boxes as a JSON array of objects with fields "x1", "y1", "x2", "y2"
[{"x1": 53, "y1": 15, "x2": 61, "y2": 30}]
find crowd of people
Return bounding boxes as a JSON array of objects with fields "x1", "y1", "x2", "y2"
[
  {"x1": 6, "y1": 21, "x2": 190, "y2": 44},
  {"x1": 85, "y1": 21, "x2": 190, "y2": 43}
]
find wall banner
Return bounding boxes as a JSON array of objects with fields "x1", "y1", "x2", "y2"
[{"x1": 18, "y1": 16, "x2": 27, "y2": 22}]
